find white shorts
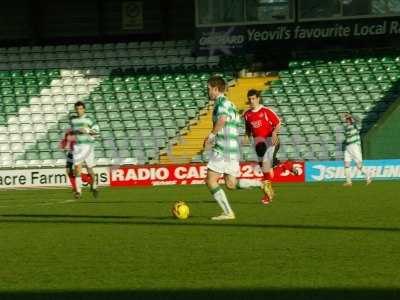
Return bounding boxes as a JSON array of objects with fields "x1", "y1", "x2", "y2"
[
  {"x1": 255, "y1": 137, "x2": 275, "y2": 166},
  {"x1": 207, "y1": 151, "x2": 240, "y2": 177},
  {"x1": 73, "y1": 144, "x2": 96, "y2": 168},
  {"x1": 344, "y1": 143, "x2": 363, "y2": 164}
]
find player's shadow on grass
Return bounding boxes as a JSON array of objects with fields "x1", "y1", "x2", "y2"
[
  {"x1": 0, "y1": 288, "x2": 399, "y2": 300},
  {"x1": 1, "y1": 214, "x2": 400, "y2": 233}
]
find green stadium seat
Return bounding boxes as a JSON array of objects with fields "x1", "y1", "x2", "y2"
[
  {"x1": 302, "y1": 124, "x2": 315, "y2": 134},
  {"x1": 1, "y1": 42, "x2": 396, "y2": 165},
  {"x1": 315, "y1": 124, "x2": 331, "y2": 133},
  {"x1": 325, "y1": 114, "x2": 340, "y2": 123},
  {"x1": 117, "y1": 101, "x2": 131, "y2": 110},
  {"x1": 328, "y1": 94, "x2": 343, "y2": 103},
  {"x1": 284, "y1": 115, "x2": 297, "y2": 124},
  {"x1": 297, "y1": 114, "x2": 312, "y2": 124},
  {"x1": 186, "y1": 108, "x2": 197, "y2": 118},
  {"x1": 325, "y1": 85, "x2": 340, "y2": 93},
  {"x1": 180, "y1": 90, "x2": 192, "y2": 99},
  {"x1": 307, "y1": 105, "x2": 320, "y2": 114},
  {"x1": 287, "y1": 125, "x2": 302, "y2": 134},
  {"x1": 343, "y1": 94, "x2": 357, "y2": 102},
  {"x1": 301, "y1": 95, "x2": 315, "y2": 104},
  {"x1": 334, "y1": 103, "x2": 348, "y2": 112},
  {"x1": 293, "y1": 105, "x2": 307, "y2": 114}
]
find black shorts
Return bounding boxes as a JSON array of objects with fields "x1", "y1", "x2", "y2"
[
  {"x1": 66, "y1": 152, "x2": 74, "y2": 173},
  {"x1": 255, "y1": 139, "x2": 281, "y2": 167},
  {"x1": 255, "y1": 141, "x2": 267, "y2": 158}
]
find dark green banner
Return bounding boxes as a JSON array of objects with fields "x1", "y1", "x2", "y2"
[{"x1": 196, "y1": 17, "x2": 400, "y2": 54}]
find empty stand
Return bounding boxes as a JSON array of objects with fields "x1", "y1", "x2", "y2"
[
  {"x1": 260, "y1": 54, "x2": 400, "y2": 160},
  {"x1": 0, "y1": 41, "x2": 399, "y2": 167},
  {"x1": 0, "y1": 40, "x2": 235, "y2": 167}
]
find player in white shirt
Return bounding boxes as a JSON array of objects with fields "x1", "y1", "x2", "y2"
[{"x1": 342, "y1": 113, "x2": 371, "y2": 186}]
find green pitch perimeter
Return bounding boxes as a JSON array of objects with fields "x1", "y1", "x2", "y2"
[{"x1": 0, "y1": 182, "x2": 399, "y2": 300}]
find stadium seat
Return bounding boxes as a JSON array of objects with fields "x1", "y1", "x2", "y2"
[
  {"x1": 2, "y1": 41, "x2": 396, "y2": 164},
  {"x1": 260, "y1": 52, "x2": 399, "y2": 160}
]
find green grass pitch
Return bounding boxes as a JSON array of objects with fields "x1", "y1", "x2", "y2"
[{"x1": 0, "y1": 182, "x2": 399, "y2": 300}]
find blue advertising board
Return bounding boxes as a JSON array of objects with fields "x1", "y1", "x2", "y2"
[{"x1": 305, "y1": 159, "x2": 400, "y2": 182}]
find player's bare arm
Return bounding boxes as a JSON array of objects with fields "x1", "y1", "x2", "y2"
[{"x1": 204, "y1": 115, "x2": 227, "y2": 150}]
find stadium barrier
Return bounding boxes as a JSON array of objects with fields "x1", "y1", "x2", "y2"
[
  {"x1": 0, "y1": 162, "x2": 304, "y2": 189},
  {"x1": 109, "y1": 162, "x2": 305, "y2": 187},
  {"x1": 0, "y1": 167, "x2": 110, "y2": 189},
  {"x1": 2, "y1": 159, "x2": 400, "y2": 188},
  {"x1": 305, "y1": 159, "x2": 400, "y2": 182}
]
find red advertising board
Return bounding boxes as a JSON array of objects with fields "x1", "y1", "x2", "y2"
[{"x1": 110, "y1": 162, "x2": 305, "y2": 187}]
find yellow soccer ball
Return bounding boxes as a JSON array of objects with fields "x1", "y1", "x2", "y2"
[{"x1": 171, "y1": 201, "x2": 190, "y2": 220}]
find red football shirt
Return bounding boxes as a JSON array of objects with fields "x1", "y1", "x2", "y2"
[
  {"x1": 243, "y1": 105, "x2": 280, "y2": 138},
  {"x1": 59, "y1": 129, "x2": 76, "y2": 151}
]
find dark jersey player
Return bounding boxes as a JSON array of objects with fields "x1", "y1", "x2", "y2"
[{"x1": 243, "y1": 89, "x2": 297, "y2": 204}]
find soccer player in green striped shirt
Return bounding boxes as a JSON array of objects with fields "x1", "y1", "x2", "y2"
[
  {"x1": 342, "y1": 113, "x2": 371, "y2": 186},
  {"x1": 70, "y1": 101, "x2": 100, "y2": 199},
  {"x1": 204, "y1": 76, "x2": 266, "y2": 220}
]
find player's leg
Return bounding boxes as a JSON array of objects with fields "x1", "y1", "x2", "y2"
[
  {"x1": 66, "y1": 152, "x2": 76, "y2": 192},
  {"x1": 215, "y1": 157, "x2": 262, "y2": 191},
  {"x1": 260, "y1": 139, "x2": 275, "y2": 202},
  {"x1": 272, "y1": 141, "x2": 280, "y2": 169},
  {"x1": 86, "y1": 167, "x2": 98, "y2": 197},
  {"x1": 224, "y1": 159, "x2": 261, "y2": 190},
  {"x1": 74, "y1": 163, "x2": 83, "y2": 197},
  {"x1": 343, "y1": 146, "x2": 352, "y2": 186},
  {"x1": 352, "y1": 145, "x2": 371, "y2": 185},
  {"x1": 72, "y1": 144, "x2": 85, "y2": 197},
  {"x1": 73, "y1": 144, "x2": 96, "y2": 197},
  {"x1": 67, "y1": 169, "x2": 76, "y2": 192},
  {"x1": 85, "y1": 144, "x2": 98, "y2": 198},
  {"x1": 225, "y1": 174, "x2": 238, "y2": 190},
  {"x1": 81, "y1": 172, "x2": 94, "y2": 185},
  {"x1": 255, "y1": 141, "x2": 271, "y2": 181},
  {"x1": 206, "y1": 169, "x2": 235, "y2": 220},
  {"x1": 272, "y1": 141, "x2": 298, "y2": 175},
  {"x1": 234, "y1": 156, "x2": 262, "y2": 189},
  {"x1": 254, "y1": 140, "x2": 274, "y2": 203},
  {"x1": 355, "y1": 161, "x2": 371, "y2": 185},
  {"x1": 235, "y1": 177, "x2": 262, "y2": 189},
  {"x1": 268, "y1": 139, "x2": 281, "y2": 179}
]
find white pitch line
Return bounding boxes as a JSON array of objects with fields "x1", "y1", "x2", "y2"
[{"x1": 61, "y1": 199, "x2": 77, "y2": 203}]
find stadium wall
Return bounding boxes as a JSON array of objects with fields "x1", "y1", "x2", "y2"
[
  {"x1": 196, "y1": 16, "x2": 400, "y2": 55},
  {"x1": 0, "y1": 0, "x2": 194, "y2": 46},
  {"x1": 0, "y1": 167, "x2": 110, "y2": 189},
  {"x1": 1, "y1": 160, "x2": 400, "y2": 188},
  {"x1": 0, "y1": 163, "x2": 304, "y2": 189},
  {"x1": 305, "y1": 160, "x2": 400, "y2": 182},
  {"x1": 363, "y1": 98, "x2": 400, "y2": 159},
  {"x1": 109, "y1": 162, "x2": 305, "y2": 186},
  {"x1": 0, "y1": 0, "x2": 31, "y2": 41}
]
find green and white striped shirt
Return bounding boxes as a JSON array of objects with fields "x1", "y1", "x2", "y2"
[
  {"x1": 344, "y1": 122, "x2": 361, "y2": 146},
  {"x1": 212, "y1": 95, "x2": 242, "y2": 160},
  {"x1": 70, "y1": 114, "x2": 99, "y2": 144}
]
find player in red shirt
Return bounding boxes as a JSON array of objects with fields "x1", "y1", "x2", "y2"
[
  {"x1": 243, "y1": 89, "x2": 296, "y2": 204},
  {"x1": 59, "y1": 129, "x2": 93, "y2": 196}
]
